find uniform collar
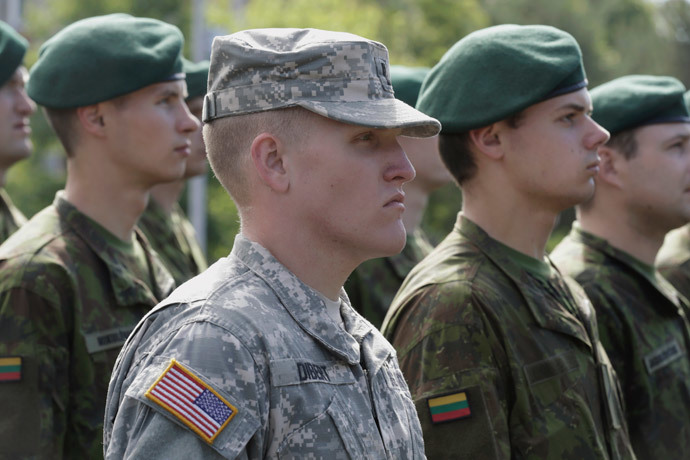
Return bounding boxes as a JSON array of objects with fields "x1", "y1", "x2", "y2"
[
  {"x1": 231, "y1": 234, "x2": 367, "y2": 365},
  {"x1": 568, "y1": 223, "x2": 687, "y2": 308},
  {"x1": 457, "y1": 214, "x2": 593, "y2": 350},
  {"x1": 54, "y1": 191, "x2": 174, "y2": 307}
]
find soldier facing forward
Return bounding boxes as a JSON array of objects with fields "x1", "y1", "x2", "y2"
[
  {"x1": 104, "y1": 28, "x2": 439, "y2": 459},
  {"x1": 382, "y1": 24, "x2": 636, "y2": 459}
]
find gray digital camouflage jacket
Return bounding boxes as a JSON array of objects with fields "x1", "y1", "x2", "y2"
[{"x1": 104, "y1": 234, "x2": 426, "y2": 459}]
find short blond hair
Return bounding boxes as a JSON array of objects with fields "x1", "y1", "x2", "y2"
[{"x1": 204, "y1": 106, "x2": 313, "y2": 206}]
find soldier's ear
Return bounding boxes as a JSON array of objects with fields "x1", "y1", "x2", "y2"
[
  {"x1": 469, "y1": 123, "x2": 504, "y2": 161},
  {"x1": 596, "y1": 145, "x2": 623, "y2": 189},
  {"x1": 250, "y1": 132, "x2": 289, "y2": 193},
  {"x1": 76, "y1": 104, "x2": 106, "y2": 137}
]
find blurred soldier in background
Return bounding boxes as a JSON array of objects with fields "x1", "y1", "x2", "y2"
[
  {"x1": 346, "y1": 65, "x2": 452, "y2": 328},
  {"x1": 0, "y1": 20, "x2": 35, "y2": 242},
  {"x1": 138, "y1": 58, "x2": 209, "y2": 285},
  {"x1": 0, "y1": 14, "x2": 198, "y2": 458},
  {"x1": 382, "y1": 24, "x2": 635, "y2": 459},
  {"x1": 657, "y1": 91, "x2": 690, "y2": 300},
  {"x1": 104, "y1": 28, "x2": 439, "y2": 459},
  {"x1": 552, "y1": 75, "x2": 690, "y2": 459}
]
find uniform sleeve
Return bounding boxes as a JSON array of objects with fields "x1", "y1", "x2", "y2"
[
  {"x1": 106, "y1": 321, "x2": 263, "y2": 459},
  {"x1": 0, "y1": 287, "x2": 72, "y2": 458},
  {"x1": 389, "y1": 283, "x2": 511, "y2": 460}
]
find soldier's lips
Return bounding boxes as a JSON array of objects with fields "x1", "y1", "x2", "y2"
[
  {"x1": 13, "y1": 121, "x2": 30, "y2": 134},
  {"x1": 586, "y1": 159, "x2": 600, "y2": 174},
  {"x1": 384, "y1": 192, "x2": 405, "y2": 210},
  {"x1": 174, "y1": 144, "x2": 192, "y2": 156}
]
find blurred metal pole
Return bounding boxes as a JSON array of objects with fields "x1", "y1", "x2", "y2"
[
  {"x1": 188, "y1": 0, "x2": 208, "y2": 255},
  {"x1": 0, "y1": 0, "x2": 23, "y2": 28}
]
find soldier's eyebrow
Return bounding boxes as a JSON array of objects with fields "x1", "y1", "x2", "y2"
[
  {"x1": 156, "y1": 87, "x2": 182, "y2": 99},
  {"x1": 556, "y1": 103, "x2": 588, "y2": 113}
]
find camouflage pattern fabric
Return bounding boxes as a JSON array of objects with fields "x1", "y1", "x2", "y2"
[
  {"x1": 657, "y1": 223, "x2": 690, "y2": 301},
  {"x1": 381, "y1": 214, "x2": 635, "y2": 460},
  {"x1": 0, "y1": 188, "x2": 26, "y2": 243},
  {"x1": 346, "y1": 228, "x2": 433, "y2": 329},
  {"x1": 138, "y1": 199, "x2": 207, "y2": 286},
  {"x1": 0, "y1": 191, "x2": 174, "y2": 459},
  {"x1": 104, "y1": 234, "x2": 426, "y2": 459},
  {"x1": 202, "y1": 28, "x2": 440, "y2": 138},
  {"x1": 551, "y1": 223, "x2": 690, "y2": 459}
]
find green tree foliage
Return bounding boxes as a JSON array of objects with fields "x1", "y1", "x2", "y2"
[{"x1": 5, "y1": 0, "x2": 687, "y2": 260}]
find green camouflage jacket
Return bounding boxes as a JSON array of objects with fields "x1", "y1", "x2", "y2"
[
  {"x1": 0, "y1": 188, "x2": 26, "y2": 243},
  {"x1": 0, "y1": 192, "x2": 174, "y2": 459},
  {"x1": 381, "y1": 214, "x2": 635, "y2": 460},
  {"x1": 551, "y1": 223, "x2": 690, "y2": 459},
  {"x1": 346, "y1": 228, "x2": 433, "y2": 328},
  {"x1": 137, "y1": 199, "x2": 207, "y2": 286},
  {"x1": 657, "y1": 223, "x2": 690, "y2": 301}
]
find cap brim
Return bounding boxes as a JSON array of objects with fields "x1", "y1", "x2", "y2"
[{"x1": 297, "y1": 98, "x2": 440, "y2": 137}]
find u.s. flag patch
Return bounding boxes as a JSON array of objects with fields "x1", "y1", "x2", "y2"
[{"x1": 146, "y1": 359, "x2": 237, "y2": 443}]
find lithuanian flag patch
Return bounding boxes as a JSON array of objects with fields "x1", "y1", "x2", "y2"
[
  {"x1": 428, "y1": 391, "x2": 471, "y2": 424},
  {"x1": 0, "y1": 356, "x2": 21, "y2": 382}
]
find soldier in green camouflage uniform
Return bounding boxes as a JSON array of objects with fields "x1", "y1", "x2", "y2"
[
  {"x1": 138, "y1": 58, "x2": 208, "y2": 285},
  {"x1": 552, "y1": 75, "x2": 690, "y2": 459},
  {"x1": 104, "y1": 28, "x2": 440, "y2": 459},
  {"x1": 382, "y1": 25, "x2": 635, "y2": 459},
  {"x1": 656, "y1": 91, "x2": 690, "y2": 300},
  {"x1": 0, "y1": 14, "x2": 199, "y2": 458},
  {"x1": 0, "y1": 20, "x2": 35, "y2": 242},
  {"x1": 346, "y1": 66, "x2": 452, "y2": 328}
]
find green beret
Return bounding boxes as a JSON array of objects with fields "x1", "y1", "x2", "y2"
[
  {"x1": 591, "y1": 75, "x2": 690, "y2": 135},
  {"x1": 0, "y1": 20, "x2": 28, "y2": 87},
  {"x1": 685, "y1": 90, "x2": 690, "y2": 111},
  {"x1": 418, "y1": 24, "x2": 587, "y2": 133},
  {"x1": 390, "y1": 66, "x2": 428, "y2": 107},
  {"x1": 182, "y1": 58, "x2": 209, "y2": 100},
  {"x1": 27, "y1": 14, "x2": 184, "y2": 108}
]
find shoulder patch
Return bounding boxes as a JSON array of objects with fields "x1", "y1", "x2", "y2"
[
  {"x1": 0, "y1": 356, "x2": 21, "y2": 382},
  {"x1": 145, "y1": 359, "x2": 237, "y2": 443},
  {"x1": 427, "y1": 390, "x2": 471, "y2": 424}
]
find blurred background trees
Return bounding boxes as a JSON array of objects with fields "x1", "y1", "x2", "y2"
[{"x1": 4, "y1": 0, "x2": 689, "y2": 260}]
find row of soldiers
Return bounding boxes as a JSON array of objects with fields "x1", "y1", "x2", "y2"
[{"x1": 0, "y1": 11, "x2": 689, "y2": 460}]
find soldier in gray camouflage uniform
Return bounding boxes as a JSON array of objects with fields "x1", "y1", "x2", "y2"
[
  {"x1": 0, "y1": 20, "x2": 35, "y2": 242},
  {"x1": 104, "y1": 28, "x2": 440, "y2": 459},
  {"x1": 0, "y1": 14, "x2": 198, "y2": 458},
  {"x1": 552, "y1": 75, "x2": 690, "y2": 459},
  {"x1": 381, "y1": 25, "x2": 636, "y2": 459}
]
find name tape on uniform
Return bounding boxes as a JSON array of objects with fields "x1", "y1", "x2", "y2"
[{"x1": 146, "y1": 359, "x2": 237, "y2": 443}]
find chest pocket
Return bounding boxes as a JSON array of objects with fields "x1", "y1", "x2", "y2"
[
  {"x1": 277, "y1": 391, "x2": 370, "y2": 460},
  {"x1": 523, "y1": 351, "x2": 582, "y2": 413},
  {"x1": 270, "y1": 358, "x2": 384, "y2": 459}
]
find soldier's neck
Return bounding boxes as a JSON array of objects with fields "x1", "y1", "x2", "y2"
[{"x1": 150, "y1": 180, "x2": 185, "y2": 214}]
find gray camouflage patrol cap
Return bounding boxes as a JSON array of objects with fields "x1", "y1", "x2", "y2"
[{"x1": 203, "y1": 28, "x2": 440, "y2": 137}]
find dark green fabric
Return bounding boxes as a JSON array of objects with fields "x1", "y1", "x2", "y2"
[
  {"x1": 345, "y1": 227, "x2": 433, "y2": 329},
  {"x1": 389, "y1": 65, "x2": 428, "y2": 108},
  {"x1": 0, "y1": 20, "x2": 27, "y2": 87},
  {"x1": 0, "y1": 191, "x2": 174, "y2": 458},
  {"x1": 137, "y1": 199, "x2": 207, "y2": 286},
  {"x1": 552, "y1": 223, "x2": 690, "y2": 459},
  {"x1": 417, "y1": 24, "x2": 587, "y2": 133},
  {"x1": 382, "y1": 214, "x2": 635, "y2": 459},
  {"x1": 27, "y1": 13, "x2": 184, "y2": 108},
  {"x1": 0, "y1": 188, "x2": 26, "y2": 244},
  {"x1": 182, "y1": 57, "x2": 209, "y2": 100},
  {"x1": 591, "y1": 75, "x2": 690, "y2": 135}
]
